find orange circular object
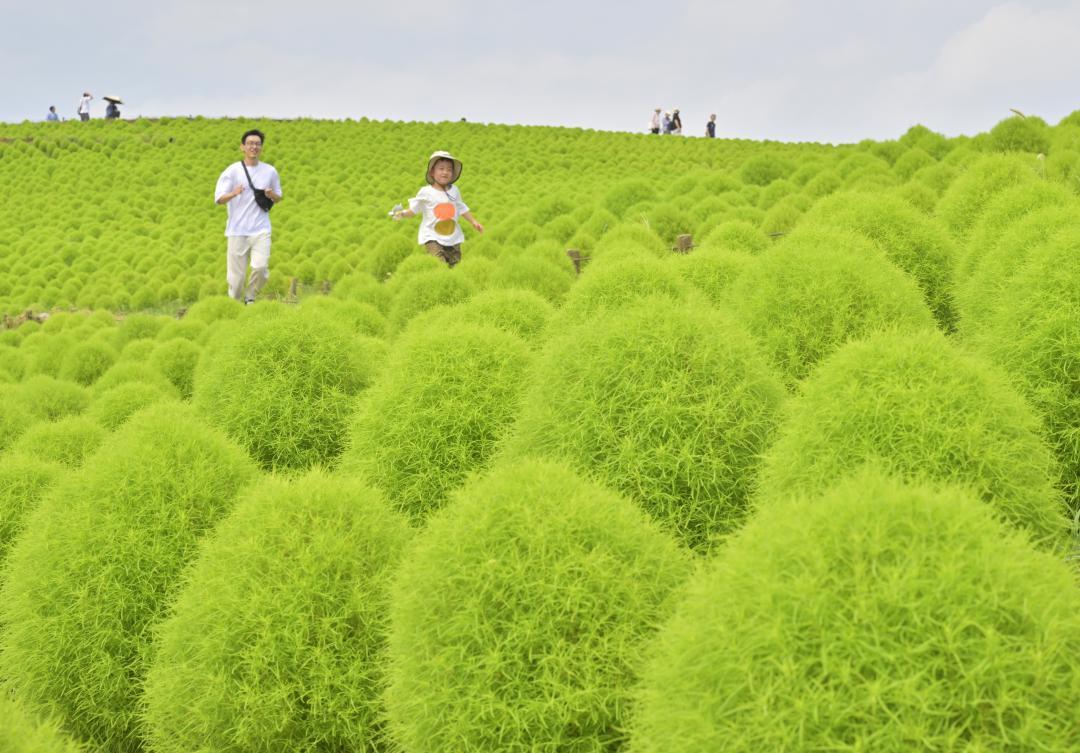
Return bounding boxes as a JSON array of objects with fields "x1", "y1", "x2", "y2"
[
  {"x1": 434, "y1": 202, "x2": 456, "y2": 221},
  {"x1": 434, "y1": 219, "x2": 457, "y2": 236}
]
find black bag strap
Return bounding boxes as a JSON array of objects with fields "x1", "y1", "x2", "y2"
[{"x1": 240, "y1": 161, "x2": 257, "y2": 191}]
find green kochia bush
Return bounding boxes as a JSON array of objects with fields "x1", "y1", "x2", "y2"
[
  {"x1": 57, "y1": 340, "x2": 118, "y2": 386},
  {"x1": 509, "y1": 297, "x2": 785, "y2": 550},
  {"x1": 970, "y1": 238, "x2": 1080, "y2": 514},
  {"x1": 0, "y1": 455, "x2": 63, "y2": 561},
  {"x1": 798, "y1": 193, "x2": 958, "y2": 331},
  {"x1": 408, "y1": 288, "x2": 555, "y2": 346},
  {"x1": 194, "y1": 306, "x2": 386, "y2": 472},
  {"x1": 0, "y1": 403, "x2": 257, "y2": 753},
  {"x1": 87, "y1": 381, "x2": 180, "y2": 430},
  {"x1": 757, "y1": 329, "x2": 1067, "y2": 548},
  {"x1": 554, "y1": 255, "x2": 695, "y2": 325},
  {"x1": 342, "y1": 323, "x2": 532, "y2": 520},
  {"x1": 723, "y1": 228, "x2": 936, "y2": 389},
  {"x1": 0, "y1": 696, "x2": 86, "y2": 753},
  {"x1": 631, "y1": 472, "x2": 1080, "y2": 753},
  {"x1": 9, "y1": 375, "x2": 90, "y2": 422},
  {"x1": 144, "y1": 472, "x2": 412, "y2": 753},
  {"x1": 935, "y1": 154, "x2": 1040, "y2": 239},
  {"x1": 14, "y1": 415, "x2": 106, "y2": 468},
  {"x1": 386, "y1": 460, "x2": 691, "y2": 753}
]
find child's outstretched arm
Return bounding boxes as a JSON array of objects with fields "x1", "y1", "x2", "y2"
[{"x1": 462, "y1": 211, "x2": 484, "y2": 234}]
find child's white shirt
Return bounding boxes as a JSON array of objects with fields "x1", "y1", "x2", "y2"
[{"x1": 409, "y1": 185, "x2": 469, "y2": 246}]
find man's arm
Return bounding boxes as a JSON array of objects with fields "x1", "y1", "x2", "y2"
[{"x1": 216, "y1": 184, "x2": 244, "y2": 205}]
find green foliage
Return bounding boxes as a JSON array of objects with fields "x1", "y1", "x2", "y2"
[
  {"x1": 181, "y1": 295, "x2": 243, "y2": 325},
  {"x1": 509, "y1": 297, "x2": 785, "y2": 550},
  {"x1": 969, "y1": 234, "x2": 1080, "y2": 515},
  {"x1": 0, "y1": 454, "x2": 63, "y2": 561},
  {"x1": 935, "y1": 154, "x2": 1041, "y2": 239},
  {"x1": 723, "y1": 228, "x2": 936, "y2": 388},
  {"x1": 799, "y1": 193, "x2": 959, "y2": 330},
  {"x1": 343, "y1": 323, "x2": 532, "y2": 520},
  {"x1": 0, "y1": 403, "x2": 257, "y2": 753},
  {"x1": 555, "y1": 255, "x2": 694, "y2": 324},
  {"x1": 0, "y1": 399, "x2": 35, "y2": 452},
  {"x1": 387, "y1": 268, "x2": 477, "y2": 333},
  {"x1": 409, "y1": 288, "x2": 555, "y2": 345},
  {"x1": 298, "y1": 296, "x2": 388, "y2": 338},
  {"x1": 57, "y1": 340, "x2": 119, "y2": 386},
  {"x1": 698, "y1": 219, "x2": 768, "y2": 254},
  {"x1": 14, "y1": 415, "x2": 106, "y2": 468},
  {"x1": 739, "y1": 153, "x2": 795, "y2": 186},
  {"x1": 0, "y1": 696, "x2": 86, "y2": 753},
  {"x1": 9, "y1": 375, "x2": 90, "y2": 422},
  {"x1": 147, "y1": 338, "x2": 202, "y2": 399},
  {"x1": 194, "y1": 306, "x2": 386, "y2": 472},
  {"x1": 986, "y1": 114, "x2": 1051, "y2": 154},
  {"x1": 758, "y1": 329, "x2": 1067, "y2": 548},
  {"x1": 632, "y1": 471, "x2": 1080, "y2": 753},
  {"x1": 144, "y1": 471, "x2": 412, "y2": 753},
  {"x1": 386, "y1": 460, "x2": 691, "y2": 753},
  {"x1": 92, "y1": 361, "x2": 177, "y2": 396},
  {"x1": 87, "y1": 381, "x2": 180, "y2": 430},
  {"x1": 667, "y1": 246, "x2": 751, "y2": 306}
]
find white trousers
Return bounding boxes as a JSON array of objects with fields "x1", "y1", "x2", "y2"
[{"x1": 226, "y1": 233, "x2": 271, "y2": 302}]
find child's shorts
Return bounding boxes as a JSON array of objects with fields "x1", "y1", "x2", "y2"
[{"x1": 425, "y1": 241, "x2": 462, "y2": 267}]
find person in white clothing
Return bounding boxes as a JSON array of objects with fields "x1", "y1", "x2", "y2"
[
  {"x1": 649, "y1": 107, "x2": 661, "y2": 134},
  {"x1": 214, "y1": 129, "x2": 283, "y2": 303},
  {"x1": 77, "y1": 92, "x2": 92, "y2": 121},
  {"x1": 391, "y1": 150, "x2": 483, "y2": 267}
]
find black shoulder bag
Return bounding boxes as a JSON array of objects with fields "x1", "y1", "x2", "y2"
[{"x1": 241, "y1": 162, "x2": 275, "y2": 213}]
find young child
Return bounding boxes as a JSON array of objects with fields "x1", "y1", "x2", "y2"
[{"x1": 391, "y1": 151, "x2": 483, "y2": 267}]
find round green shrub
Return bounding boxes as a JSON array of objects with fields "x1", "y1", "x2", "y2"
[
  {"x1": 364, "y1": 235, "x2": 417, "y2": 281},
  {"x1": 14, "y1": 415, "x2": 106, "y2": 468},
  {"x1": 955, "y1": 205, "x2": 1080, "y2": 337},
  {"x1": 147, "y1": 338, "x2": 202, "y2": 399},
  {"x1": 0, "y1": 696, "x2": 85, "y2": 753},
  {"x1": 589, "y1": 223, "x2": 668, "y2": 261},
  {"x1": 21, "y1": 332, "x2": 76, "y2": 378},
  {"x1": 986, "y1": 114, "x2": 1051, "y2": 154},
  {"x1": 342, "y1": 322, "x2": 531, "y2": 520},
  {"x1": 739, "y1": 153, "x2": 795, "y2": 186},
  {"x1": 698, "y1": 219, "x2": 768, "y2": 254},
  {"x1": 509, "y1": 297, "x2": 785, "y2": 550},
  {"x1": 112, "y1": 313, "x2": 166, "y2": 348},
  {"x1": 331, "y1": 273, "x2": 393, "y2": 314},
  {"x1": 57, "y1": 340, "x2": 118, "y2": 386},
  {"x1": 299, "y1": 296, "x2": 388, "y2": 338},
  {"x1": 0, "y1": 399, "x2": 35, "y2": 452},
  {"x1": 87, "y1": 381, "x2": 180, "y2": 430},
  {"x1": 181, "y1": 295, "x2": 243, "y2": 325},
  {"x1": 92, "y1": 361, "x2": 177, "y2": 396},
  {"x1": 603, "y1": 179, "x2": 658, "y2": 217},
  {"x1": 798, "y1": 193, "x2": 959, "y2": 330},
  {"x1": 958, "y1": 180, "x2": 1071, "y2": 280},
  {"x1": 757, "y1": 329, "x2": 1067, "y2": 548},
  {"x1": 387, "y1": 268, "x2": 477, "y2": 334},
  {"x1": 969, "y1": 236, "x2": 1080, "y2": 515},
  {"x1": 144, "y1": 471, "x2": 412, "y2": 753},
  {"x1": 555, "y1": 255, "x2": 695, "y2": 325},
  {"x1": 489, "y1": 254, "x2": 575, "y2": 304},
  {"x1": 10, "y1": 375, "x2": 90, "y2": 422},
  {"x1": 118, "y1": 338, "x2": 158, "y2": 363},
  {"x1": 723, "y1": 228, "x2": 936, "y2": 388},
  {"x1": 386, "y1": 460, "x2": 691, "y2": 753},
  {"x1": 194, "y1": 306, "x2": 386, "y2": 472},
  {"x1": 759, "y1": 196, "x2": 804, "y2": 236},
  {"x1": 667, "y1": 246, "x2": 751, "y2": 307},
  {"x1": 892, "y1": 147, "x2": 936, "y2": 180},
  {"x1": 0, "y1": 455, "x2": 63, "y2": 561},
  {"x1": 632, "y1": 471, "x2": 1080, "y2": 753},
  {"x1": 0, "y1": 403, "x2": 257, "y2": 753},
  {"x1": 935, "y1": 154, "x2": 1040, "y2": 239},
  {"x1": 409, "y1": 288, "x2": 554, "y2": 345},
  {"x1": 0, "y1": 343, "x2": 27, "y2": 381}
]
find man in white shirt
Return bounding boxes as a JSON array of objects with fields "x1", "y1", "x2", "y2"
[
  {"x1": 214, "y1": 129, "x2": 283, "y2": 303},
  {"x1": 78, "y1": 92, "x2": 92, "y2": 121}
]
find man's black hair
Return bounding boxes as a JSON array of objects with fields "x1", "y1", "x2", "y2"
[{"x1": 241, "y1": 129, "x2": 266, "y2": 145}]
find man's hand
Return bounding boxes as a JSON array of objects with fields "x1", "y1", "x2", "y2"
[
  {"x1": 264, "y1": 188, "x2": 280, "y2": 202},
  {"x1": 232, "y1": 184, "x2": 245, "y2": 198}
]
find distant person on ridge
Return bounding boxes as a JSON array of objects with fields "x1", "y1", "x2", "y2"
[
  {"x1": 214, "y1": 129, "x2": 283, "y2": 304},
  {"x1": 77, "y1": 92, "x2": 92, "y2": 121},
  {"x1": 706, "y1": 113, "x2": 716, "y2": 138},
  {"x1": 46, "y1": 106, "x2": 59, "y2": 122},
  {"x1": 671, "y1": 108, "x2": 683, "y2": 134},
  {"x1": 390, "y1": 150, "x2": 484, "y2": 268},
  {"x1": 649, "y1": 108, "x2": 661, "y2": 134},
  {"x1": 105, "y1": 100, "x2": 120, "y2": 120},
  {"x1": 662, "y1": 111, "x2": 672, "y2": 134}
]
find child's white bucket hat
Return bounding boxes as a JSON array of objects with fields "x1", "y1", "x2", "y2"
[{"x1": 426, "y1": 150, "x2": 463, "y2": 185}]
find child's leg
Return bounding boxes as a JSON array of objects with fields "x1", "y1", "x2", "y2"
[{"x1": 424, "y1": 241, "x2": 462, "y2": 268}]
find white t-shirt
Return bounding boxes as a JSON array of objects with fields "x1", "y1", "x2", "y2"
[
  {"x1": 214, "y1": 161, "x2": 282, "y2": 237},
  {"x1": 78, "y1": 96, "x2": 91, "y2": 114},
  {"x1": 408, "y1": 185, "x2": 469, "y2": 246}
]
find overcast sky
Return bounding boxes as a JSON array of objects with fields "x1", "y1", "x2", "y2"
[{"x1": 5, "y1": 0, "x2": 1080, "y2": 143}]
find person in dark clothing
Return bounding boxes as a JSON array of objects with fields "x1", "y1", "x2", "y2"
[
  {"x1": 706, "y1": 114, "x2": 716, "y2": 138},
  {"x1": 671, "y1": 109, "x2": 683, "y2": 134}
]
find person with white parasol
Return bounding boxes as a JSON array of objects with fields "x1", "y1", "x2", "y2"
[{"x1": 104, "y1": 96, "x2": 123, "y2": 120}]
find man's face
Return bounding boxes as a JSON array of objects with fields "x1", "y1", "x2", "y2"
[
  {"x1": 431, "y1": 159, "x2": 454, "y2": 185},
  {"x1": 242, "y1": 136, "x2": 263, "y2": 159}
]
